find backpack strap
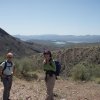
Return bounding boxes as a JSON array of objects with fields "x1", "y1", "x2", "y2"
[{"x1": 2, "y1": 61, "x2": 7, "y2": 75}]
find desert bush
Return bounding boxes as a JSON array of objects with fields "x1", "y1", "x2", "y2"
[
  {"x1": 14, "y1": 59, "x2": 21, "y2": 76},
  {"x1": 14, "y1": 57, "x2": 40, "y2": 79},
  {"x1": 71, "y1": 62, "x2": 100, "y2": 81},
  {"x1": 22, "y1": 71, "x2": 38, "y2": 81},
  {"x1": 93, "y1": 78, "x2": 100, "y2": 84},
  {"x1": 0, "y1": 56, "x2": 5, "y2": 63},
  {"x1": 90, "y1": 64, "x2": 100, "y2": 78},
  {"x1": 71, "y1": 63, "x2": 91, "y2": 81}
]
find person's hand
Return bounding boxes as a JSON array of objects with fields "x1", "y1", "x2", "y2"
[{"x1": 43, "y1": 59, "x2": 46, "y2": 64}]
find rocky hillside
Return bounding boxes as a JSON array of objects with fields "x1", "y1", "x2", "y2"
[
  {"x1": 0, "y1": 28, "x2": 50, "y2": 57},
  {"x1": 32, "y1": 46, "x2": 100, "y2": 77},
  {"x1": 59, "y1": 46, "x2": 100, "y2": 75}
]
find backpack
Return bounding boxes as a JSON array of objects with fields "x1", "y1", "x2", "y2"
[
  {"x1": 0, "y1": 61, "x2": 7, "y2": 81},
  {"x1": 1, "y1": 61, "x2": 13, "y2": 75},
  {"x1": 54, "y1": 60, "x2": 61, "y2": 76}
]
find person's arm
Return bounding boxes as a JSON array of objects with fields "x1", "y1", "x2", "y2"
[
  {"x1": 0, "y1": 66, "x2": 2, "y2": 76},
  {"x1": 13, "y1": 66, "x2": 15, "y2": 75},
  {"x1": 12, "y1": 63, "x2": 15, "y2": 75},
  {"x1": 0, "y1": 62, "x2": 5, "y2": 76}
]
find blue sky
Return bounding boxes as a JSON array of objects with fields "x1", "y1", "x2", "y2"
[{"x1": 0, "y1": 0, "x2": 100, "y2": 35}]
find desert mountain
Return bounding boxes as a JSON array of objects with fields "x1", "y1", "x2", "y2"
[
  {"x1": 0, "y1": 28, "x2": 49, "y2": 57},
  {"x1": 15, "y1": 34, "x2": 100, "y2": 43}
]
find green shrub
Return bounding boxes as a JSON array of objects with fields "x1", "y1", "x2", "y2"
[
  {"x1": 93, "y1": 78, "x2": 100, "y2": 84},
  {"x1": 14, "y1": 57, "x2": 40, "y2": 79},
  {"x1": 0, "y1": 56, "x2": 5, "y2": 63},
  {"x1": 85, "y1": 64, "x2": 100, "y2": 79},
  {"x1": 71, "y1": 63, "x2": 100, "y2": 81},
  {"x1": 22, "y1": 72, "x2": 38, "y2": 81},
  {"x1": 13, "y1": 56, "x2": 44, "y2": 80},
  {"x1": 71, "y1": 64, "x2": 91, "y2": 81},
  {"x1": 91, "y1": 65, "x2": 100, "y2": 77}
]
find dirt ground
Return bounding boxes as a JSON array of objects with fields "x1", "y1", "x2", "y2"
[{"x1": 0, "y1": 78, "x2": 100, "y2": 100}]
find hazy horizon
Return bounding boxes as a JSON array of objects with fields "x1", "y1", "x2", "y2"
[
  {"x1": 0, "y1": 0, "x2": 100, "y2": 36},
  {"x1": 14, "y1": 34, "x2": 100, "y2": 36}
]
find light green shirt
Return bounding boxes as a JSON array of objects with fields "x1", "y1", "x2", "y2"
[{"x1": 43, "y1": 60, "x2": 56, "y2": 72}]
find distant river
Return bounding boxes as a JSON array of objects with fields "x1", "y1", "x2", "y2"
[{"x1": 54, "y1": 41, "x2": 66, "y2": 45}]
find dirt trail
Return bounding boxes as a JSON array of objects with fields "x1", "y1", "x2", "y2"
[{"x1": 0, "y1": 79, "x2": 100, "y2": 100}]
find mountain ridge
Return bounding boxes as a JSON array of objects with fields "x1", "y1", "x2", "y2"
[
  {"x1": 0, "y1": 28, "x2": 48, "y2": 56},
  {"x1": 14, "y1": 34, "x2": 100, "y2": 43}
]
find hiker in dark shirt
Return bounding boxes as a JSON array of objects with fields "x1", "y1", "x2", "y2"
[
  {"x1": 43, "y1": 50, "x2": 56, "y2": 100},
  {"x1": 0, "y1": 52, "x2": 15, "y2": 100}
]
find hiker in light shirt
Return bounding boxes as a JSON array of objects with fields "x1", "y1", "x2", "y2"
[
  {"x1": 0, "y1": 52, "x2": 15, "y2": 100},
  {"x1": 43, "y1": 50, "x2": 56, "y2": 100}
]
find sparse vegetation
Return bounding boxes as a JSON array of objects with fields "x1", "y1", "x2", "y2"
[
  {"x1": 93, "y1": 78, "x2": 100, "y2": 84},
  {"x1": 1, "y1": 34, "x2": 100, "y2": 83},
  {"x1": 69, "y1": 62, "x2": 100, "y2": 82},
  {"x1": 12, "y1": 46, "x2": 100, "y2": 83},
  {"x1": 71, "y1": 63, "x2": 90, "y2": 81},
  {"x1": 14, "y1": 57, "x2": 40, "y2": 80}
]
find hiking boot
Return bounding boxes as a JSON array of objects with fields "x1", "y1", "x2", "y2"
[{"x1": 53, "y1": 93, "x2": 58, "y2": 97}]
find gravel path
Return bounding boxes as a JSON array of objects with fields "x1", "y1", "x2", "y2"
[{"x1": 0, "y1": 79, "x2": 100, "y2": 100}]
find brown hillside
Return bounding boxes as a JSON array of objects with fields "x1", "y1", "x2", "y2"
[
  {"x1": 58, "y1": 47, "x2": 100, "y2": 75},
  {"x1": 32, "y1": 46, "x2": 100, "y2": 77},
  {"x1": 0, "y1": 28, "x2": 47, "y2": 57}
]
